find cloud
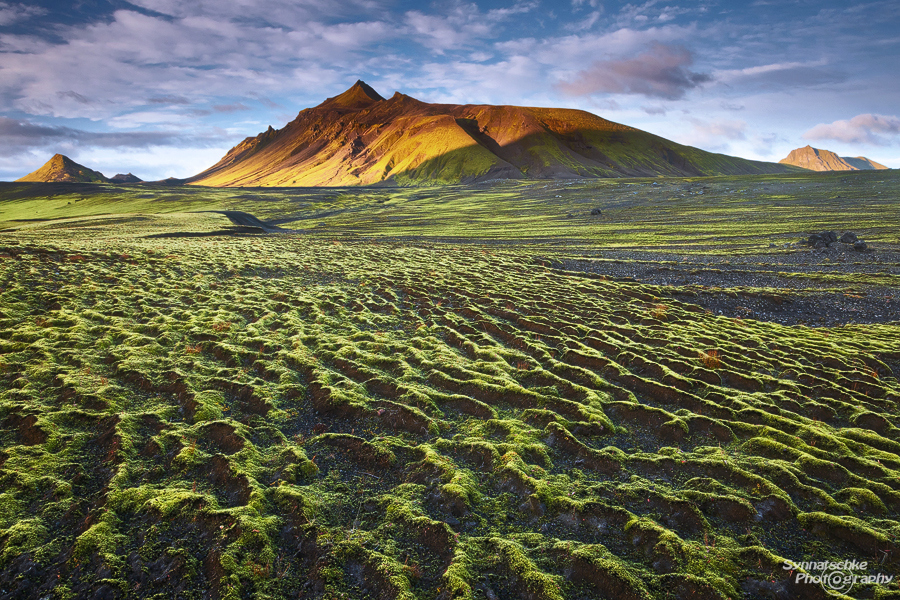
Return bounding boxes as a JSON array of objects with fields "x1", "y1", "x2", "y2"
[
  {"x1": 615, "y1": 1, "x2": 691, "y2": 26},
  {"x1": 497, "y1": 24, "x2": 695, "y2": 65},
  {"x1": 803, "y1": 114, "x2": 900, "y2": 146},
  {"x1": 404, "y1": 2, "x2": 538, "y2": 53},
  {"x1": 714, "y1": 61, "x2": 846, "y2": 90},
  {"x1": 123, "y1": 0, "x2": 379, "y2": 24},
  {"x1": 678, "y1": 117, "x2": 747, "y2": 151},
  {"x1": 0, "y1": 116, "x2": 227, "y2": 157},
  {"x1": 693, "y1": 118, "x2": 747, "y2": 140},
  {"x1": 0, "y1": 8, "x2": 392, "y2": 120},
  {"x1": 148, "y1": 95, "x2": 191, "y2": 105},
  {"x1": 212, "y1": 103, "x2": 250, "y2": 113},
  {"x1": 0, "y1": 2, "x2": 46, "y2": 26},
  {"x1": 557, "y1": 42, "x2": 710, "y2": 99},
  {"x1": 566, "y1": 10, "x2": 603, "y2": 31},
  {"x1": 57, "y1": 90, "x2": 91, "y2": 104}
]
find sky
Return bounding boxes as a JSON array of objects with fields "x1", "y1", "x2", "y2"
[{"x1": 1, "y1": 0, "x2": 899, "y2": 181}]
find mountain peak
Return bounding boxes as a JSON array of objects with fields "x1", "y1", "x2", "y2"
[
  {"x1": 189, "y1": 83, "x2": 795, "y2": 187},
  {"x1": 16, "y1": 154, "x2": 108, "y2": 183},
  {"x1": 320, "y1": 80, "x2": 385, "y2": 110}
]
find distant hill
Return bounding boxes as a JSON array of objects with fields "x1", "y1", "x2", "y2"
[
  {"x1": 16, "y1": 154, "x2": 108, "y2": 183},
  {"x1": 109, "y1": 173, "x2": 143, "y2": 183},
  {"x1": 779, "y1": 145, "x2": 888, "y2": 171},
  {"x1": 189, "y1": 80, "x2": 796, "y2": 187}
]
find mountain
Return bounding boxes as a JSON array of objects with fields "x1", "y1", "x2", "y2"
[
  {"x1": 189, "y1": 80, "x2": 795, "y2": 187},
  {"x1": 779, "y1": 145, "x2": 888, "y2": 171},
  {"x1": 109, "y1": 173, "x2": 143, "y2": 183},
  {"x1": 16, "y1": 154, "x2": 108, "y2": 183}
]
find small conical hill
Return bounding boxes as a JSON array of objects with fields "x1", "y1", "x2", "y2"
[{"x1": 16, "y1": 154, "x2": 108, "y2": 183}]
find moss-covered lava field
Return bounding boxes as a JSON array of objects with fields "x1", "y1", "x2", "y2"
[{"x1": 1, "y1": 170, "x2": 899, "y2": 599}]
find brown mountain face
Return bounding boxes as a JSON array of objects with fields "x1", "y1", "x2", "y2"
[
  {"x1": 779, "y1": 145, "x2": 888, "y2": 171},
  {"x1": 16, "y1": 154, "x2": 108, "y2": 183},
  {"x1": 189, "y1": 80, "x2": 795, "y2": 187}
]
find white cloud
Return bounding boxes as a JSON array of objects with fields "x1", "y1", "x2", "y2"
[
  {"x1": 613, "y1": 1, "x2": 691, "y2": 26},
  {"x1": 0, "y1": 2, "x2": 45, "y2": 26},
  {"x1": 497, "y1": 24, "x2": 696, "y2": 68},
  {"x1": 803, "y1": 113, "x2": 900, "y2": 146},
  {"x1": 0, "y1": 8, "x2": 393, "y2": 120},
  {"x1": 404, "y1": 2, "x2": 538, "y2": 53},
  {"x1": 716, "y1": 60, "x2": 824, "y2": 80},
  {"x1": 567, "y1": 10, "x2": 603, "y2": 31}
]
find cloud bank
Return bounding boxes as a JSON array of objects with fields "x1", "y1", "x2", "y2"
[
  {"x1": 0, "y1": 116, "x2": 226, "y2": 157},
  {"x1": 558, "y1": 42, "x2": 710, "y2": 99},
  {"x1": 803, "y1": 114, "x2": 900, "y2": 146}
]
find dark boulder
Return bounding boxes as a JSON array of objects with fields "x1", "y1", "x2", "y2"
[
  {"x1": 853, "y1": 241, "x2": 868, "y2": 251},
  {"x1": 807, "y1": 230, "x2": 838, "y2": 247},
  {"x1": 590, "y1": 208, "x2": 602, "y2": 216},
  {"x1": 840, "y1": 232, "x2": 858, "y2": 243},
  {"x1": 807, "y1": 234, "x2": 827, "y2": 248}
]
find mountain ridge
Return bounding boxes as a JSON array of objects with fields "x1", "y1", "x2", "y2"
[
  {"x1": 189, "y1": 81, "x2": 796, "y2": 187},
  {"x1": 779, "y1": 145, "x2": 888, "y2": 171}
]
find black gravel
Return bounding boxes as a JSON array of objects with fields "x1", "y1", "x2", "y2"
[{"x1": 547, "y1": 243, "x2": 900, "y2": 327}]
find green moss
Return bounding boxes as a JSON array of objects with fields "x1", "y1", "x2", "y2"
[
  {"x1": 72, "y1": 514, "x2": 126, "y2": 573},
  {"x1": 3, "y1": 171, "x2": 900, "y2": 598},
  {"x1": 491, "y1": 538, "x2": 565, "y2": 600},
  {"x1": 193, "y1": 390, "x2": 225, "y2": 422},
  {"x1": 0, "y1": 518, "x2": 48, "y2": 563}
]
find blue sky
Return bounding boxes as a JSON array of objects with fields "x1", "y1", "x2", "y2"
[{"x1": 1, "y1": 0, "x2": 899, "y2": 180}]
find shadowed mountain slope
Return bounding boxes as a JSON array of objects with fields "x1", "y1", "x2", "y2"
[
  {"x1": 109, "y1": 173, "x2": 143, "y2": 183},
  {"x1": 16, "y1": 154, "x2": 108, "y2": 183},
  {"x1": 780, "y1": 145, "x2": 888, "y2": 171},
  {"x1": 189, "y1": 81, "x2": 796, "y2": 187}
]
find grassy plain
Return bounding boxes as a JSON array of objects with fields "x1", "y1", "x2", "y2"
[{"x1": 0, "y1": 169, "x2": 899, "y2": 599}]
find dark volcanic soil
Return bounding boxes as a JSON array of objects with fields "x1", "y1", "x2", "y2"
[{"x1": 549, "y1": 242, "x2": 900, "y2": 327}]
